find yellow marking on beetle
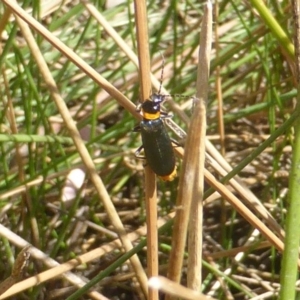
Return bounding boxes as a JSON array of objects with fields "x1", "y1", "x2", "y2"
[
  {"x1": 159, "y1": 166, "x2": 177, "y2": 181},
  {"x1": 143, "y1": 111, "x2": 160, "y2": 120}
]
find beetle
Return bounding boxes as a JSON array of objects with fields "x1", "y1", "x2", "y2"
[{"x1": 135, "y1": 92, "x2": 177, "y2": 181}]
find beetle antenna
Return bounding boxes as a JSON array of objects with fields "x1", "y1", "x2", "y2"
[
  {"x1": 155, "y1": 53, "x2": 194, "y2": 103},
  {"x1": 158, "y1": 52, "x2": 165, "y2": 95}
]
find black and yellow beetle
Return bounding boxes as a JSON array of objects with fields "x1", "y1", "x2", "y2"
[{"x1": 135, "y1": 93, "x2": 177, "y2": 181}]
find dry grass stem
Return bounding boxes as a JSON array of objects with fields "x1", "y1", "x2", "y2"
[
  {"x1": 0, "y1": 246, "x2": 30, "y2": 296},
  {"x1": 166, "y1": 1, "x2": 212, "y2": 293},
  {"x1": 149, "y1": 276, "x2": 217, "y2": 300},
  {"x1": 204, "y1": 171, "x2": 286, "y2": 254},
  {"x1": 187, "y1": 0, "x2": 212, "y2": 290},
  {"x1": 3, "y1": 0, "x2": 148, "y2": 296},
  {"x1": 1, "y1": 0, "x2": 138, "y2": 117},
  {"x1": 134, "y1": 1, "x2": 158, "y2": 299},
  {"x1": 0, "y1": 0, "x2": 295, "y2": 298},
  {"x1": 0, "y1": 215, "x2": 173, "y2": 298}
]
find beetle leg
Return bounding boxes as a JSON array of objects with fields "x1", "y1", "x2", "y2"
[
  {"x1": 133, "y1": 124, "x2": 141, "y2": 132},
  {"x1": 136, "y1": 103, "x2": 142, "y2": 112},
  {"x1": 170, "y1": 138, "x2": 182, "y2": 147},
  {"x1": 160, "y1": 111, "x2": 173, "y2": 119},
  {"x1": 135, "y1": 145, "x2": 146, "y2": 159}
]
